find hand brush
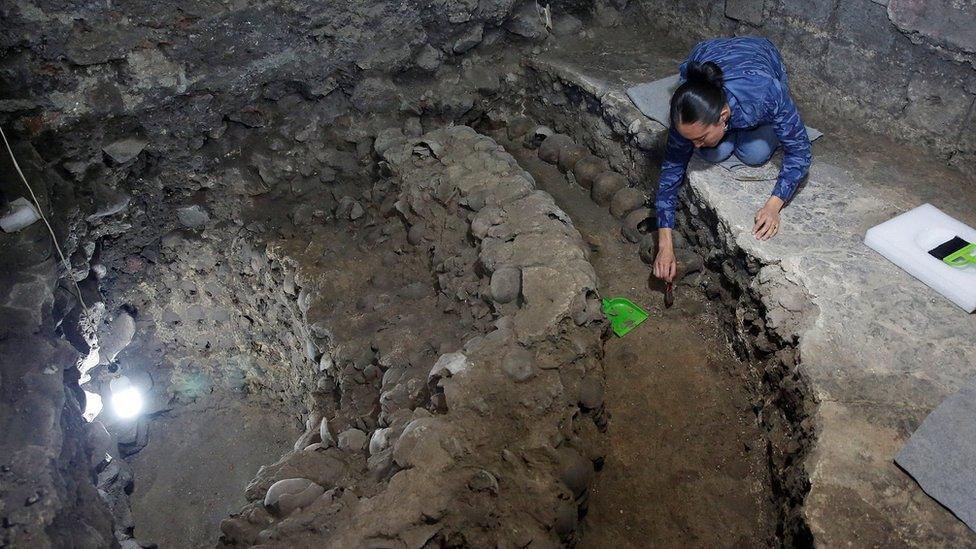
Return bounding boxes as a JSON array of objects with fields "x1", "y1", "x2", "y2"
[{"x1": 928, "y1": 236, "x2": 976, "y2": 267}]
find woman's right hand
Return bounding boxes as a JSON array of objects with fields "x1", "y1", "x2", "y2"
[{"x1": 653, "y1": 246, "x2": 677, "y2": 283}]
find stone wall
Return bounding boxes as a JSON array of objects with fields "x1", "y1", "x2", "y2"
[
  {"x1": 0, "y1": 143, "x2": 116, "y2": 547},
  {"x1": 0, "y1": 0, "x2": 569, "y2": 160},
  {"x1": 632, "y1": 0, "x2": 976, "y2": 169}
]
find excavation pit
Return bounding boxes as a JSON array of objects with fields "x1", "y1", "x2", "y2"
[{"x1": 4, "y1": 6, "x2": 976, "y2": 547}]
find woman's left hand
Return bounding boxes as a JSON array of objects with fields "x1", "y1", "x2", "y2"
[{"x1": 753, "y1": 196, "x2": 785, "y2": 241}]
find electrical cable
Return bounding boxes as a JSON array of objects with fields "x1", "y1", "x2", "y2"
[{"x1": 0, "y1": 124, "x2": 89, "y2": 313}]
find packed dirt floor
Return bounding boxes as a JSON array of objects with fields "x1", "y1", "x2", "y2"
[
  {"x1": 491, "y1": 131, "x2": 777, "y2": 547},
  {"x1": 126, "y1": 395, "x2": 300, "y2": 548}
]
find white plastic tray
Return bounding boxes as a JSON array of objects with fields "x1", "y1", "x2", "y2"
[{"x1": 864, "y1": 203, "x2": 976, "y2": 313}]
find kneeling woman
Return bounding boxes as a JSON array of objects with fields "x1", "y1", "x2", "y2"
[{"x1": 653, "y1": 37, "x2": 812, "y2": 283}]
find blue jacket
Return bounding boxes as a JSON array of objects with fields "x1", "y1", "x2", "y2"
[{"x1": 655, "y1": 37, "x2": 812, "y2": 229}]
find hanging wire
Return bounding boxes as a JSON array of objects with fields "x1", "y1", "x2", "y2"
[{"x1": 0, "y1": 124, "x2": 89, "y2": 312}]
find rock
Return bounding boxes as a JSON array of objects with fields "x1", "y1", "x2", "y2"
[
  {"x1": 428, "y1": 352, "x2": 470, "y2": 380},
  {"x1": 522, "y1": 125, "x2": 554, "y2": 149},
  {"x1": 557, "y1": 143, "x2": 589, "y2": 173},
  {"x1": 453, "y1": 23, "x2": 484, "y2": 53},
  {"x1": 671, "y1": 229, "x2": 688, "y2": 249},
  {"x1": 557, "y1": 447, "x2": 592, "y2": 497},
  {"x1": 471, "y1": 207, "x2": 503, "y2": 239},
  {"x1": 374, "y1": 128, "x2": 405, "y2": 156},
  {"x1": 86, "y1": 421, "x2": 115, "y2": 468},
  {"x1": 348, "y1": 202, "x2": 365, "y2": 220},
  {"x1": 99, "y1": 312, "x2": 135, "y2": 365},
  {"x1": 609, "y1": 187, "x2": 645, "y2": 219},
  {"x1": 501, "y1": 346, "x2": 536, "y2": 382},
  {"x1": 404, "y1": 117, "x2": 423, "y2": 137},
  {"x1": 591, "y1": 172, "x2": 627, "y2": 206},
  {"x1": 319, "y1": 417, "x2": 336, "y2": 446},
  {"x1": 336, "y1": 196, "x2": 364, "y2": 219},
  {"x1": 369, "y1": 427, "x2": 393, "y2": 456},
  {"x1": 594, "y1": 2, "x2": 622, "y2": 27},
  {"x1": 0, "y1": 197, "x2": 40, "y2": 233},
  {"x1": 228, "y1": 107, "x2": 265, "y2": 128},
  {"x1": 412, "y1": 139, "x2": 443, "y2": 160},
  {"x1": 415, "y1": 44, "x2": 444, "y2": 72},
  {"x1": 506, "y1": 116, "x2": 535, "y2": 141},
  {"x1": 399, "y1": 524, "x2": 441, "y2": 548},
  {"x1": 621, "y1": 207, "x2": 653, "y2": 243},
  {"x1": 504, "y1": 1, "x2": 548, "y2": 39},
  {"x1": 264, "y1": 478, "x2": 324, "y2": 516},
  {"x1": 490, "y1": 267, "x2": 521, "y2": 304},
  {"x1": 407, "y1": 224, "x2": 426, "y2": 245},
  {"x1": 572, "y1": 155, "x2": 607, "y2": 189},
  {"x1": 578, "y1": 376, "x2": 604, "y2": 409},
  {"x1": 463, "y1": 64, "x2": 500, "y2": 93},
  {"x1": 176, "y1": 205, "x2": 210, "y2": 228},
  {"x1": 538, "y1": 134, "x2": 573, "y2": 164},
  {"x1": 554, "y1": 500, "x2": 577, "y2": 537},
  {"x1": 102, "y1": 137, "x2": 147, "y2": 164},
  {"x1": 393, "y1": 417, "x2": 454, "y2": 470},
  {"x1": 574, "y1": 296, "x2": 604, "y2": 326},
  {"x1": 350, "y1": 77, "x2": 399, "y2": 113},
  {"x1": 293, "y1": 428, "x2": 319, "y2": 452},
  {"x1": 86, "y1": 182, "x2": 130, "y2": 221},
  {"x1": 552, "y1": 14, "x2": 583, "y2": 36},
  {"x1": 337, "y1": 428, "x2": 368, "y2": 452},
  {"x1": 726, "y1": 0, "x2": 764, "y2": 25},
  {"x1": 219, "y1": 517, "x2": 254, "y2": 544},
  {"x1": 675, "y1": 249, "x2": 704, "y2": 279},
  {"x1": 468, "y1": 470, "x2": 499, "y2": 494}
]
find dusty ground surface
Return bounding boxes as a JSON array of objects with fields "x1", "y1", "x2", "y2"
[
  {"x1": 127, "y1": 394, "x2": 300, "y2": 548},
  {"x1": 493, "y1": 131, "x2": 776, "y2": 547}
]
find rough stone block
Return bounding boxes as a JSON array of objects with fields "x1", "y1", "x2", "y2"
[
  {"x1": 490, "y1": 266, "x2": 522, "y2": 304},
  {"x1": 888, "y1": 0, "x2": 976, "y2": 55},
  {"x1": 903, "y1": 71, "x2": 975, "y2": 136},
  {"x1": 823, "y1": 42, "x2": 910, "y2": 113},
  {"x1": 835, "y1": 0, "x2": 896, "y2": 54},
  {"x1": 778, "y1": 0, "x2": 835, "y2": 26},
  {"x1": 725, "y1": 0, "x2": 764, "y2": 25},
  {"x1": 453, "y1": 23, "x2": 484, "y2": 53}
]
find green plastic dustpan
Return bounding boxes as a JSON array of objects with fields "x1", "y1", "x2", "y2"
[{"x1": 601, "y1": 297, "x2": 649, "y2": 337}]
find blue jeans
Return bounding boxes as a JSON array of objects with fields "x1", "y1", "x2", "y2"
[{"x1": 696, "y1": 124, "x2": 779, "y2": 166}]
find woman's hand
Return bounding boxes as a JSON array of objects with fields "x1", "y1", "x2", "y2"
[
  {"x1": 753, "y1": 196, "x2": 785, "y2": 241},
  {"x1": 653, "y1": 229, "x2": 677, "y2": 282}
]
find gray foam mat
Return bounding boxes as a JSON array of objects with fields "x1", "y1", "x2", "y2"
[{"x1": 896, "y1": 376, "x2": 976, "y2": 533}]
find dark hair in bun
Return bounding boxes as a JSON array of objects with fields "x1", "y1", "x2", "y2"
[{"x1": 670, "y1": 61, "x2": 727, "y2": 126}]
